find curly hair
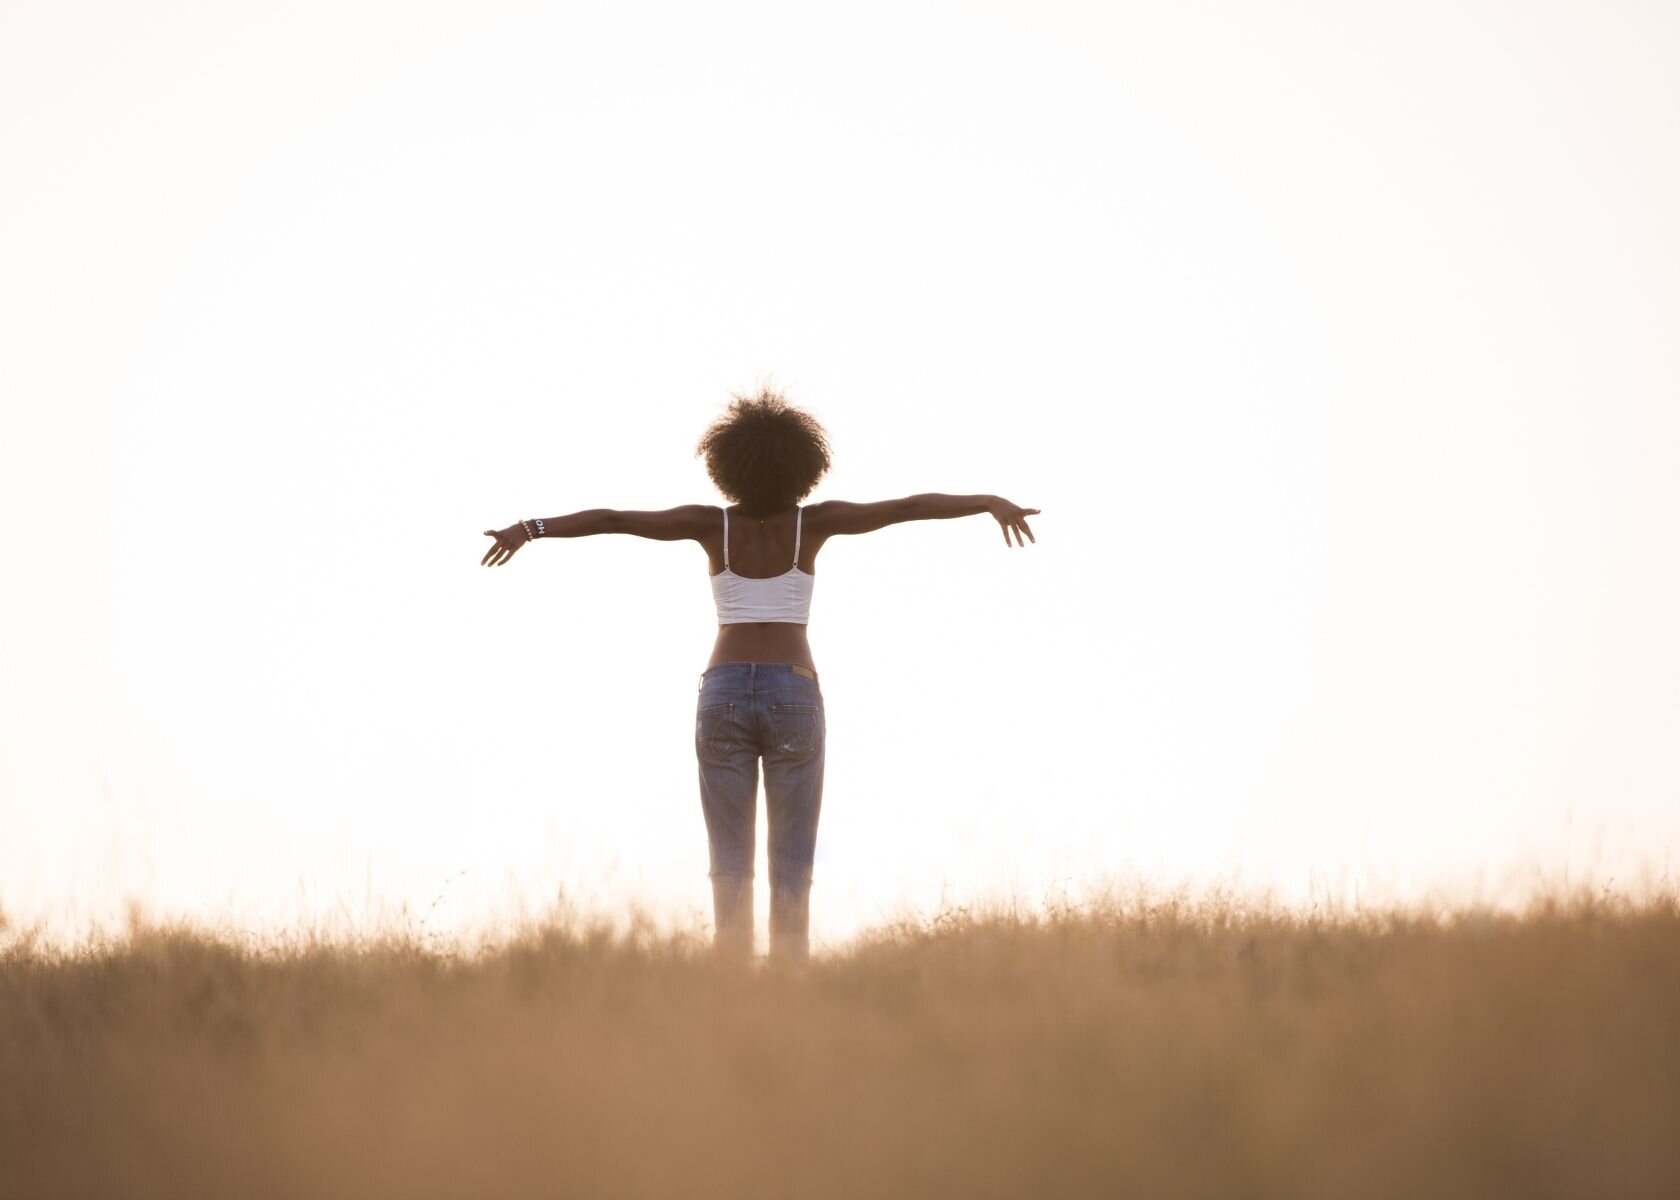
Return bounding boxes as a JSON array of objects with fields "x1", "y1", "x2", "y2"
[{"x1": 696, "y1": 388, "x2": 832, "y2": 517}]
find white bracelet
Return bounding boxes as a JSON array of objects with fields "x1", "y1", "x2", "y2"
[{"x1": 520, "y1": 519, "x2": 534, "y2": 541}]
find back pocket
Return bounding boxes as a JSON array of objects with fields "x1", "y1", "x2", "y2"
[
  {"x1": 769, "y1": 702, "x2": 822, "y2": 760},
  {"x1": 696, "y1": 703, "x2": 736, "y2": 762}
]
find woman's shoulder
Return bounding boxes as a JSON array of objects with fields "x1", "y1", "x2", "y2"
[
  {"x1": 798, "y1": 499, "x2": 848, "y2": 527},
  {"x1": 801, "y1": 498, "x2": 903, "y2": 537}
]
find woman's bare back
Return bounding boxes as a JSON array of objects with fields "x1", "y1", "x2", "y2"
[{"x1": 704, "y1": 505, "x2": 825, "y2": 671}]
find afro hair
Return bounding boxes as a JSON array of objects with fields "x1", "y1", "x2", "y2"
[{"x1": 696, "y1": 388, "x2": 831, "y2": 517}]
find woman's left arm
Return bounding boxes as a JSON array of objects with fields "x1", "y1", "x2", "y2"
[{"x1": 481, "y1": 505, "x2": 713, "y2": 566}]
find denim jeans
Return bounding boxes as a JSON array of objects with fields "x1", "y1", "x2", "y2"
[{"x1": 695, "y1": 662, "x2": 826, "y2": 961}]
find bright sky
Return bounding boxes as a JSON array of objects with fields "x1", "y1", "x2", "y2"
[{"x1": 3, "y1": 1, "x2": 1677, "y2": 948}]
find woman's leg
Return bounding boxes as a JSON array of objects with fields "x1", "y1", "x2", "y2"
[
  {"x1": 761, "y1": 686, "x2": 826, "y2": 963},
  {"x1": 696, "y1": 695, "x2": 759, "y2": 959}
]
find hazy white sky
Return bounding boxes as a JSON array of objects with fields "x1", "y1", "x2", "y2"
[{"x1": 3, "y1": 1, "x2": 1677, "y2": 946}]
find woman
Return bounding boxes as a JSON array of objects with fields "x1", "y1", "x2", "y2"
[{"x1": 481, "y1": 389, "x2": 1038, "y2": 961}]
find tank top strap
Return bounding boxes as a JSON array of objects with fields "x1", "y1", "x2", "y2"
[
  {"x1": 792, "y1": 505, "x2": 802, "y2": 567},
  {"x1": 722, "y1": 506, "x2": 730, "y2": 569}
]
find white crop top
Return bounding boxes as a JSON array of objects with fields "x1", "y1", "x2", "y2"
[{"x1": 710, "y1": 506, "x2": 815, "y2": 625}]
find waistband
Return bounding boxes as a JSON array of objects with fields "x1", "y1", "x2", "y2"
[{"x1": 700, "y1": 661, "x2": 819, "y2": 687}]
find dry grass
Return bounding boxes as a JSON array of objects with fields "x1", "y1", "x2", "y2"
[{"x1": 3, "y1": 893, "x2": 1679, "y2": 1200}]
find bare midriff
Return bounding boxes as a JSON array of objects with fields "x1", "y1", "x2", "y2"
[{"x1": 707, "y1": 622, "x2": 816, "y2": 672}]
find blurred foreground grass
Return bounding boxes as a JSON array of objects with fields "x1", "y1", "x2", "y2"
[{"x1": 4, "y1": 893, "x2": 1679, "y2": 1199}]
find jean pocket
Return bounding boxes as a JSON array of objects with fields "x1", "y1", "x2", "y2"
[
  {"x1": 696, "y1": 703, "x2": 735, "y2": 762},
  {"x1": 769, "y1": 702, "x2": 822, "y2": 760}
]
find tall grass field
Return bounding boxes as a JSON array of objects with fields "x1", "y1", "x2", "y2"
[{"x1": 4, "y1": 893, "x2": 1678, "y2": 1198}]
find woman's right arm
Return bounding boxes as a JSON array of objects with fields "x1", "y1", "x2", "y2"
[
  {"x1": 809, "y1": 495, "x2": 1039, "y2": 547},
  {"x1": 481, "y1": 505, "x2": 713, "y2": 566}
]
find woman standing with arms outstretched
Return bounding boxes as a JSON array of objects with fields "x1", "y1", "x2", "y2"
[{"x1": 481, "y1": 389, "x2": 1039, "y2": 962}]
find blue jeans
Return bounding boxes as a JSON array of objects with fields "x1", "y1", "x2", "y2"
[{"x1": 695, "y1": 662, "x2": 826, "y2": 961}]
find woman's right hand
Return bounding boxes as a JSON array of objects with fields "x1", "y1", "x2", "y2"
[
  {"x1": 480, "y1": 524, "x2": 530, "y2": 567},
  {"x1": 987, "y1": 498, "x2": 1040, "y2": 547}
]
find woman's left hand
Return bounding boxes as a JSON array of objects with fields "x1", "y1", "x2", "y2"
[
  {"x1": 480, "y1": 524, "x2": 530, "y2": 567},
  {"x1": 986, "y1": 498, "x2": 1040, "y2": 548}
]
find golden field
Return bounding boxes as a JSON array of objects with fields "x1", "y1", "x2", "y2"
[{"x1": 3, "y1": 892, "x2": 1678, "y2": 1199}]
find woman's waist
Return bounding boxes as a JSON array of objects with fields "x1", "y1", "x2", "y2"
[
  {"x1": 700, "y1": 660, "x2": 820, "y2": 685},
  {"x1": 706, "y1": 623, "x2": 815, "y2": 673}
]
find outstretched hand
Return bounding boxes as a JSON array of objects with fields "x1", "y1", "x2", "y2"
[
  {"x1": 481, "y1": 524, "x2": 530, "y2": 567},
  {"x1": 988, "y1": 498, "x2": 1040, "y2": 548}
]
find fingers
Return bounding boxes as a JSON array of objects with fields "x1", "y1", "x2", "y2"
[
  {"x1": 481, "y1": 534, "x2": 520, "y2": 566},
  {"x1": 996, "y1": 514, "x2": 1038, "y2": 547},
  {"x1": 995, "y1": 512, "x2": 1037, "y2": 548}
]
